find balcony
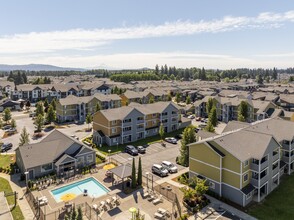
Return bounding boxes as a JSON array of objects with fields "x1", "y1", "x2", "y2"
[
  {"x1": 281, "y1": 143, "x2": 291, "y2": 151},
  {"x1": 136, "y1": 127, "x2": 145, "y2": 132},
  {"x1": 250, "y1": 162, "x2": 259, "y2": 171},
  {"x1": 251, "y1": 177, "x2": 258, "y2": 187},
  {"x1": 260, "y1": 159, "x2": 269, "y2": 171},
  {"x1": 137, "y1": 119, "x2": 144, "y2": 124},
  {"x1": 272, "y1": 165, "x2": 279, "y2": 175},
  {"x1": 260, "y1": 173, "x2": 268, "y2": 186},
  {"x1": 122, "y1": 129, "x2": 132, "y2": 135},
  {"x1": 272, "y1": 152, "x2": 279, "y2": 163}
]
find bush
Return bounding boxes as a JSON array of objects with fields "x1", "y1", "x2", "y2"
[{"x1": 96, "y1": 154, "x2": 106, "y2": 163}]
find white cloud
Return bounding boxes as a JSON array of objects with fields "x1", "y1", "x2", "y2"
[
  {"x1": 0, "y1": 10, "x2": 294, "y2": 54},
  {"x1": 0, "y1": 52, "x2": 291, "y2": 69}
]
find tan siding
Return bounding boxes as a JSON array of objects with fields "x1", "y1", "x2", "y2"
[
  {"x1": 190, "y1": 143, "x2": 221, "y2": 168},
  {"x1": 93, "y1": 112, "x2": 111, "y2": 136},
  {"x1": 222, "y1": 169, "x2": 240, "y2": 189},
  {"x1": 190, "y1": 159, "x2": 220, "y2": 182}
]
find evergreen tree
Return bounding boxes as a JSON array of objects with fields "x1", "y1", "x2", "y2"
[
  {"x1": 50, "y1": 98, "x2": 57, "y2": 111},
  {"x1": 22, "y1": 72, "x2": 27, "y2": 83},
  {"x1": 44, "y1": 99, "x2": 49, "y2": 108},
  {"x1": 86, "y1": 113, "x2": 92, "y2": 130},
  {"x1": 71, "y1": 206, "x2": 77, "y2": 220},
  {"x1": 205, "y1": 120, "x2": 215, "y2": 132},
  {"x1": 159, "y1": 123, "x2": 165, "y2": 141},
  {"x1": 155, "y1": 64, "x2": 159, "y2": 74},
  {"x1": 272, "y1": 67, "x2": 278, "y2": 80},
  {"x1": 26, "y1": 100, "x2": 31, "y2": 110},
  {"x1": 186, "y1": 96, "x2": 191, "y2": 105},
  {"x1": 179, "y1": 126, "x2": 196, "y2": 166},
  {"x1": 46, "y1": 105, "x2": 56, "y2": 124},
  {"x1": 35, "y1": 101, "x2": 45, "y2": 116},
  {"x1": 167, "y1": 93, "x2": 172, "y2": 101},
  {"x1": 77, "y1": 206, "x2": 83, "y2": 220},
  {"x1": 19, "y1": 127, "x2": 30, "y2": 146},
  {"x1": 175, "y1": 92, "x2": 181, "y2": 103},
  {"x1": 206, "y1": 98, "x2": 214, "y2": 115},
  {"x1": 238, "y1": 101, "x2": 248, "y2": 122},
  {"x1": 209, "y1": 106, "x2": 218, "y2": 127},
  {"x1": 131, "y1": 158, "x2": 137, "y2": 189},
  {"x1": 137, "y1": 157, "x2": 142, "y2": 186},
  {"x1": 2, "y1": 108, "x2": 11, "y2": 124},
  {"x1": 35, "y1": 114, "x2": 44, "y2": 132},
  {"x1": 11, "y1": 119, "x2": 16, "y2": 129},
  {"x1": 95, "y1": 102, "x2": 101, "y2": 112}
]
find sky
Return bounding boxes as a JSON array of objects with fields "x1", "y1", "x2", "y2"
[{"x1": 1, "y1": 0, "x2": 294, "y2": 69}]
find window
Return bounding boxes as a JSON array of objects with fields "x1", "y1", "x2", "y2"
[
  {"x1": 161, "y1": 112, "x2": 168, "y2": 116},
  {"x1": 244, "y1": 160, "x2": 249, "y2": 167},
  {"x1": 152, "y1": 120, "x2": 156, "y2": 125},
  {"x1": 113, "y1": 138, "x2": 118, "y2": 143},
  {"x1": 209, "y1": 182, "x2": 215, "y2": 189},
  {"x1": 123, "y1": 126, "x2": 132, "y2": 131},
  {"x1": 77, "y1": 157, "x2": 84, "y2": 166},
  {"x1": 112, "y1": 128, "x2": 117, "y2": 133},
  {"x1": 123, "y1": 118, "x2": 132, "y2": 123},
  {"x1": 41, "y1": 163, "x2": 53, "y2": 173},
  {"x1": 87, "y1": 154, "x2": 94, "y2": 163},
  {"x1": 137, "y1": 116, "x2": 144, "y2": 121},
  {"x1": 243, "y1": 174, "x2": 248, "y2": 182},
  {"x1": 272, "y1": 161, "x2": 278, "y2": 170},
  {"x1": 152, "y1": 113, "x2": 157, "y2": 118},
  {"x1": 137, "y1": 124, "x2": 144, "y2": 129},
  {"x1": 273, "y1": 149, "x2": 278, "y2": 157},
  {"x1": 112, "y1": 120, "x2": 117, "y2": 125}
]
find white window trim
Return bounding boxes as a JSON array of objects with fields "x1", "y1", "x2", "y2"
[
  {"x1": 244, "y1": 160, "x2": 249, "y2": 167},
  {"x1": 243, "y1": 173, "x2": 248, "y2": 182},
  {"x1": 112, "y1": 128, "x2": 117, "y2": 134},
  {"x1": 246, "y1": 192, "x2": 252, "y2": 200},
  {"x1": 112, "y1": 120, "x2": 117, "y2": 125},
  {"x1": 41, "y1": 163, "x2": 53, "y2": 173},
  {"x1": 87, "y1": 154, "x2": 94, "y2": 163}
]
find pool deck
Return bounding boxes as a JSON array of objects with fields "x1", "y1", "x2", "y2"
[{"x1": 32, "y1": 169, "x2": 174, "y2": 219}]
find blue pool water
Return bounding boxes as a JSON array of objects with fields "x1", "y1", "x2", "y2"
[{"x1": 51, "y1": 177, "x2": 109, "y2": 202}]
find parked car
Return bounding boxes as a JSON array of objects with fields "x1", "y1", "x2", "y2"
[
  {"x1": 142, "y1": 144, "x2": 149, "y2": 148},
  {"x1": 125, "y1": 145, "x2": 138, "y2": 156},
  {"x1": 152, "y1": 164, "x2": 169, "y2": 177},
  {"x1": 136, "y1": 146, "x2": 146, "y2": 154},
  {"x1": 7, "y1": 128, "x2": 16, "y2": 133},
  {"x1": 1, "y1": 143, "x2": 13, "y2": 152},
  {"x1": 187, "y1": 115, "x2": 195, "y2": 119},
  {"x1": 204, "y1": 118, "x2": 209, "y2": 123},
  {"x1": 29, "y1": 111, "x2": 36, "y2": 117},
  {"x1": 2, "y1": 125, "x2": 11, "y2": 131},
  {"x1": 161, "y1": 161, "x2": 178, "y2": 173},
  {"x1": 196, "y1": 117, "x2": 202, "y2": 121},
  {"x1": 165, "y1": 137, "x2": 178, "y2": 144}
]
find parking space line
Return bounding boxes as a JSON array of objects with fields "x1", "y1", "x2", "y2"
[
  {"x1": 112, "y1": 154, "x2": 128, "y2": 163},
  {"x1": 215, "y1": 211, "x2": 226, "y2": 220},
  {"x1": 150, "y1": 144, "x2": 164, "y2": 150}
]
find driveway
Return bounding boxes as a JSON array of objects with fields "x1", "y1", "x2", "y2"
[{"x1": 110, "y1": 141, "x2": 185, "y2": 181}]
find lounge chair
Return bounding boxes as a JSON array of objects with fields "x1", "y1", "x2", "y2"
[
  {"x1": 153, "y1": 195, "x2": 163, "y2": 204},
  {"x1": 112, "y1": 196, "x2": 119, "y2": 205},
  {"x1": 143, "y1": 189, "x2": 150, "y2": 198},
  {"x1": 92, "y1": 204, "x2": 98, "y2": 210}
]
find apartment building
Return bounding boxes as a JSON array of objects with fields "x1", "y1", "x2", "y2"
[
  {"x1": 189, "y1": 128, "x2": 282, "y2": 207},
  {"x1": 56, "y1": 94, "x2": 121, "y2": 123},
  {"x1": 92, "y1": 102, "x2": 182, "y2": 146},
  {"x1": 195, "y1": 96, "x2": 277, "y2": 122}
]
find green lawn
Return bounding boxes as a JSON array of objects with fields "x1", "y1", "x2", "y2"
[
  {"x1": 248, "y1": 175, "x2": 294, "y2": 220},
  {"x1": 98, "y1": 128, "x2": 185, "y2": 155},
  {"x1": 0, "y1": 177, "x2": 24, "y2": 220},
  {"x1": 0, "y1": 154, "x2": 15, "y2": 168}
]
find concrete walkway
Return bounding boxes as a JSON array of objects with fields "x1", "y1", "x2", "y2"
[
  {"x1": 0, "y1": 192, "x2": 13, "y2": 220},
  {"x1": 0, "y1": 173, "x2": 35, "y2": 220}
]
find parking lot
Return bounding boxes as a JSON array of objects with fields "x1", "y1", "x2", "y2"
[
  {"x1": 0, "y1": 111, "x2": 91, "y2": 153},
  {"x1": 110, "y1": 141, "x2": 185, "y2": 181}
]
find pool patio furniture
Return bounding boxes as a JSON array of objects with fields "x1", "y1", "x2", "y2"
[
  {"x1": 84, "y1": 189, "x2": 88, "y2": 196},
  {"x1": 158, "y1": 208, "x2": 167, "y2": 215},
  {"x1": 153, "y1": 195, "x2": 163, "y2": 204},
  {"x1": 111, "y1": 196, "x2": 119, "y2": 205}
]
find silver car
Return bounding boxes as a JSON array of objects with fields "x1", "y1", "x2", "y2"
[{"x1": 161, "y1": 161, "x2": 178, "y2": 173}]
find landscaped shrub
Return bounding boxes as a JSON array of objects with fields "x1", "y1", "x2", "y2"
[{"x1": 96, "y1": 154, "x2": 106, "y2": 163}]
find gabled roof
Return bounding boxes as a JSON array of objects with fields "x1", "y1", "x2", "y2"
[
  {"x1": 16, "y1": 130, "x2": 93, "y2": 169},
  {"x1": 55, "y1": 154, "x2": 76, "y2": 166}
]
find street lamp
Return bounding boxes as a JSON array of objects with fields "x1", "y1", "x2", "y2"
[
  {"x1": 145, "y1": 172, "x2": 149, "y2": 189},
  {"x1": 108, "y1": 150, "x2": 111, "y2": 163},
  {"x1": 24, "y1": 171, "x2": 29, "y2": 191}
]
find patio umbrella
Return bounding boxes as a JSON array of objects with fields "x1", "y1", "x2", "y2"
[
  {"x1": 129, "y1": 207, "x2": 137, "y2": 220},
  {"x1": 61, "y1": 193, "x2": 76, "y2": 202},
  {"x1": 103, "y1": 163, "x2": 116, "y2": 170}
]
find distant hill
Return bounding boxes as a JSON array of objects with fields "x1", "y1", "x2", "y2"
[{"x1": 0, "y1": 64, "x2": 86, "y2": 72}]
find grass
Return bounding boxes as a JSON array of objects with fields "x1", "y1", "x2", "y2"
[
  {"x1": 0, "y1": 177, "x2": 24, "y2": 220},
  {"x1": 97, "y1": 128, "x2": 185, "y2": 155},
  {"x1": 0, "y1": 154, "x2": 15, "y2": 168},
  {"x1": 248, "y1": 175, "x2": 294, "y2": 220}
]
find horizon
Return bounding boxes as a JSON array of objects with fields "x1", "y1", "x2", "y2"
[{"x1": 1, "y1": 1, "x2": 294, "y2": 69}]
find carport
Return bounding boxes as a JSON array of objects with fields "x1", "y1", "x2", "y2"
[{"x1": 109, "y1": 163, "x2": 132, "y2": 190}]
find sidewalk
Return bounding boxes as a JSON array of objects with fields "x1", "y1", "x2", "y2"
[
  {"x1": 0, "y1": 173, "x2": 35, "y2": 220},
  {"x1": 0, "y1": 192, "x2": 13, "y2": 220}
]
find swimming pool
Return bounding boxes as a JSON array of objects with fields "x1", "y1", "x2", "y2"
[{"x1": 51, "y1": 177, "x2": 109, "y2": 202}]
